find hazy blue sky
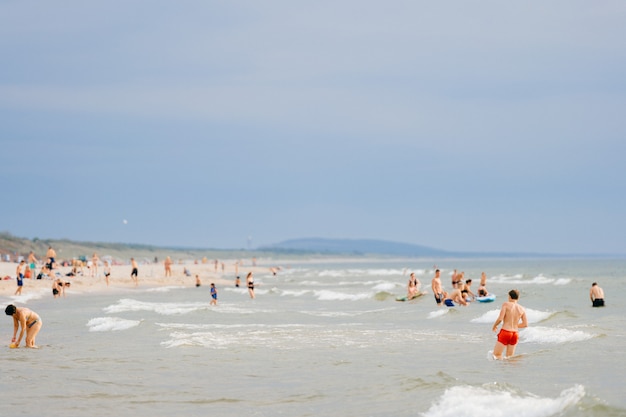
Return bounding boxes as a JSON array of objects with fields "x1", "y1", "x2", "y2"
[{"x1": 1, "y1": 1, "x2": 625, "y2": 254}]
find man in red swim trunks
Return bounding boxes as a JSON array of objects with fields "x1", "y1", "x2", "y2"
[{"x1": 492, "y1": 289, "x2": 528, "y2": 359}]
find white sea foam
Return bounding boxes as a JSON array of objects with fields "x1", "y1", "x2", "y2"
[
  {"x1": 521, "y1": 326, "x2": 595, "y2": 344},
  {"x1": 490, "y1": 274, "x2": 572, "y2": 286},
  {"x1": 279, "y1": 289, "x2": 311, "y2": 297},
  {"x1": 8, "y1": 288, "x2": 47, "y2": 303},
  {"x1": 470, "y1": 308, "x2": 555, "y2": 324},
  {"x1": 313, "y1": 290, "x2": 372, "y2": 301},
  {"x1": 318, "y1": 268, "x2": 404, "y2": 278},
  {"x1": 87, "y1": 317, "x2": 142, "y2": 332},
  {"x1": 372, "y1": 282, "x2": 397, "y2": 292},
  {"x1": 421, "y1": 384, "x2": 585, "y2": 417},
  {"x1": 145, "y1": 285, "x2": 186, "y2": 293},
  {"x1": 103, "y1": 298, "x2": 209, "y2": 315},
  {"x1": 428, "y1": 309, "x2": 449, "y2": 319}
]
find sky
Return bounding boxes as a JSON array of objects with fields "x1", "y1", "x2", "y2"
[{"x1": 1, "y1": 1, "x2": 625, "y2": 254}]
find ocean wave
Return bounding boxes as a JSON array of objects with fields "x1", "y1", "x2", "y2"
[
  {"x1": 87, "y1": 317, "x2": 141, "y2": 332},
  {"x1": 279, "y1": 289, "x2": 311, "y2": 297},
  {"x1": 300, "y1": 308, "x2": 391, "y2": 318},
  {"x1": 521, "y1": 326, "x2": 595, "y2": 344},
  {"x1": 421, "y1": 384, "x2": 584, "y2": 417},
  {"x1": 428, "y1": 309, "x2": 449, "y2": 319},
  {"x1": 313, "y1": 290, "x2": 373, "y2": 301},
  {"x1": 318, "y1": 268, "x2": 406, "y2": 278},
  {"x1": 8, "y1": 288, "x2": 48, "y2": 303},
  {"x1": 144, "y1": 285, "x2": 186, "y2": 293},
  {"x1": 103, "y1": 298, "x2": 209, "y2": 315},
  {"x1": 490, "y1": 274, "x2": 572, "y2": 286},
  {"x1": 470, "y1": 308, "x2": 556, "y2": 324}
]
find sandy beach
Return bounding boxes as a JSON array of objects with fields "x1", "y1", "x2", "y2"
[{"x1": 0, "y1": 258, "x2": 267, "y2": 298}]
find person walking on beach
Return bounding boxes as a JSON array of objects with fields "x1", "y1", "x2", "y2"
[
  {"x1": 590, "y1": 282, "x2": 605, "y2": 307},
  {"x1": 431, "y1": 269, "x2": 444, "y2": 306},
  {"x1": 130, "y1": 258, "x2": 139, "y2": 286},
  {"x1": 492, "y1": 289, "x2": 527, "y2": 360},
  {"x1": 15, "y1": 260, "x2": 25, "y2": 295},
  {"x1": 246, "y1": 272, "x2": 255, "y2": 299},
  {"x1": 5, "y1": 304, "x2": 42, "y2": 348},
  {"x1": 103, "y1": 261, "x2": 111, "y2": 286},
  {"x1": 210, "y1": 283, "x2": 218, "y2": 305},
  {"x1": 195, "y1": 275, "x2": 201, "y2": 287}
]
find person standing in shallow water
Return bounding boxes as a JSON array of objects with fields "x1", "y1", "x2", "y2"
[
  {"x1": 210, "y1": 283, "x2": 217, "y2": 305},
  {"x1": 492, "y1": 289, "x2": 528, "y2": 359},
  {"x1": 246, "y1": 272, "x2": 255, "y2": 299},
  {"x1": 590, "y1": 282, "x2": 605, "y2": 307},
  {"x1": 5, "y1": 304, "x2": 42, "y2": 348},
  {"x1": 431, "y1": 269, "x2": 444, "y2": 306}
]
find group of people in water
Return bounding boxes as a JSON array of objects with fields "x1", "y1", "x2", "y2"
[
  {"x1": 419, "y1": 268, "x2": 489, "y2": 307},
  {"x1": 402, "y1": 267, "x2": 607, "y2": 360}
]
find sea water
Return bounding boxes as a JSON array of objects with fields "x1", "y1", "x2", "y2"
[{"x1": 1, "y1": 258, "x2": 625, "y2": 417}]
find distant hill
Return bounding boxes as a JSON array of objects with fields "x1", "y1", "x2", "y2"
[
  {"x1": 260, "y1": 238, "x2": 451, "y2": 257},
  {"x1": 2, "y1": 232, "x2": 613, "y2": 261}
]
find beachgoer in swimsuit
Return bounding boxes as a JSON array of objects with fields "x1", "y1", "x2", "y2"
[
  {"x1": 46, "y1": 246, "x2": 56, "y2": 269},
  {"x1": 431, "y1": 269, "x2": 444, "y2": 306},
  {"x1": 130, "y1": 258, "x2": 138, "y2": 286},
  {"x1": 407, "y1": 272, "x2": 420, "y2": 299},
  {"x1": 104, "y1": 261, "x2": 111, "y2": 286},
  {"x1": 15, "y1": 260, "x2": 25, "y2": 295},
  {"x1": 246, "y1": 272, "x2": 255, "y2": 299},
  {"x1": 210, "y1": 283, "x2": 217, "y2": 305},
  {"x1": 590, "y1": 282, "x2": 605, "y2": 307},
  {"x1": 492, "y1": 289, "x2": 527, "y2": 359},
  {"x1": 5, "y1": 304, "x2": 43, "y2": 348}
]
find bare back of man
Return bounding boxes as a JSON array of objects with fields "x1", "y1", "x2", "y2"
[{"x1": 492, "y1": 289, "x2": 527, "y2": 359}]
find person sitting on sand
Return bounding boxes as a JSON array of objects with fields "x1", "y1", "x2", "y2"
[{"x1": 5, "y1": 304, "x2": 42, "y2": 348}]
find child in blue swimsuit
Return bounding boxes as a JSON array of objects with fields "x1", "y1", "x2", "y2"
[{"x1": 210, "y1": 283, "x2": 217, "y2": 305}]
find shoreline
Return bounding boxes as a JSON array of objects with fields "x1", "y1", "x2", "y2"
[{"x1": 0, "y1": 260, "x2": 267, "y2": 299}]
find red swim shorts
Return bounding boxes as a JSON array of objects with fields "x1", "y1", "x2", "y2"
[{"x1": 497, "y1": 329, "x2": 519, "y2": 346}]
